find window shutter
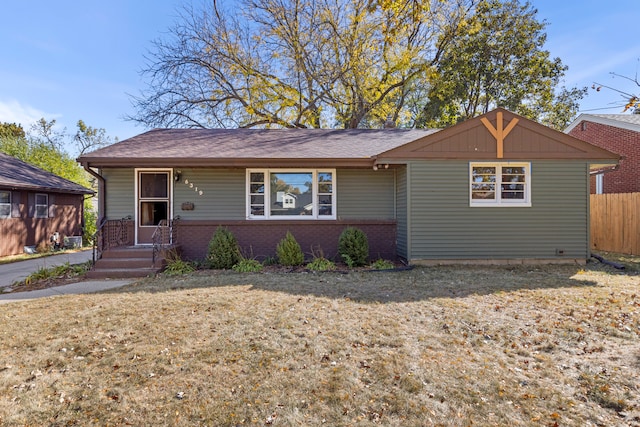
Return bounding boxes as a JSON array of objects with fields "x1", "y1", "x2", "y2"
[
  {"x1": 11, "y1": 191, "x2": 21, "y2": 218},
  {"x1": 48, "y1": 193, "x2": 56, "y2": 218},
  {"x1": 28, "y1": 193, "x2": 35, "y2": 218}
]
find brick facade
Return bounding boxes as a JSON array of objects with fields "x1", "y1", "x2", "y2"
[
  {"x1": 568, "y1": 121, "x2": 640, "y2": 193},
  {"x1": 0, "y1": 192, "x2": 85, "y2": 257},
  {"x1": 174, "y1": 220, "x2": 398, "y2": 263}
]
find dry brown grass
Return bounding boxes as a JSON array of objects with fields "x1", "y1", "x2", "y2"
[{"x1": 1, "y1": 261, "x2": 639, "y2": 426}]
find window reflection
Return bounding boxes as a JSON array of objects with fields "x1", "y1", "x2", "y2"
[
  {"x1": 248, "y1": 170, "x2": 335, "y2": 218},
  {"x1": 270, "y1": 172, "x2": 312, "y2": 216}
]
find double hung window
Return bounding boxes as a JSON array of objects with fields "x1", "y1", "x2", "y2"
[
  {"x1": 470, "y1": 163, "x2": 531, "y2": 207},
  {"x1": 0, "y1": 191, "x2": 10, "y2": 218},
  {"x1": 35, "y1": 193, "x2": 48, "y2": 218}
]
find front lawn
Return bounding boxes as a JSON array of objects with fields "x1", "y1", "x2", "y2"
[{"x1": 1, "y1": 262, "x2": 638, "y2": 426}]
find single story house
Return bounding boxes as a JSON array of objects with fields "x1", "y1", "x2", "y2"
[
  {"x1": 78, "y1": 108, "x2": 619, "y2": 265},
  {"x1": 565, "y1": 113, "x2": 640, "y2": 194},
  {"x1": 0, "y1": 152, "x2": 94, "y2": 257}
]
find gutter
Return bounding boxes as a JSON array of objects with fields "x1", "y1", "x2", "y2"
[
  {"x1": 589, "y1": 164, "x2": 619, "y2": 175},
  {"x1": 75, "y1": 157, "x2": 378, "y2": 169},
  {"x1": 82, "y1": 163, "x2": 105, "y2": 222}
]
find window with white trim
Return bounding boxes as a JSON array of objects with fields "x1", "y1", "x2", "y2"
[
  {"x1": 247, "y1": 169, "x2": 336, "y2": 219},
  {"x1": 0, "y1": 191, "x2": 10, "y2": 218},
  {"x1": 35, "y1": 193, "x2": 48, "y2": 218},
  {"x1": 470, "y1": 162, "x2": 531, "y2": 207}
]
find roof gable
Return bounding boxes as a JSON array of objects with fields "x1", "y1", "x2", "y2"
[
  {"x1": 378, "y1": 109, "x2": 620, "y2": 162},
  {"x1": 0, "y1": 152, "x2": 93, "y2": 194},
  {"x1": 565, "y1": 113, "x2": 640, "y2": 134}
]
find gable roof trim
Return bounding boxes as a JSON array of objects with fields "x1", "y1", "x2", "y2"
[
  {"x1": 0, "y1": 153, "x2": 94, "y2": 195},
  {"x1": 565, "y1": 113, "x2": 640, "y2": 134},
  {"x1": 378, "y1": 108, "x2": 620, "y2": 162}
]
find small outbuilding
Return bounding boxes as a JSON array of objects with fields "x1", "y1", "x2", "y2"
[{"x1": 0, "y1": 152, "x2": 94, "y2": 257}]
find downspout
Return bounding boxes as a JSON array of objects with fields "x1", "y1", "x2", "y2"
[{"x1": 82, "y1": 163, "x2": 105, "y2": 223}]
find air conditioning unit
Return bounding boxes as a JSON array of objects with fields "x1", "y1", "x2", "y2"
[{"x1": 64, "y1": 236, "x2": 83, "y2": 249}]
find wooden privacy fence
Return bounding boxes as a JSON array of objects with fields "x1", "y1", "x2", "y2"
[{"x1": 590, "y1": 193, "x2": 640, "y2": 255}]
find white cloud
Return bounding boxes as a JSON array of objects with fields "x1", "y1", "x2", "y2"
[{"x1": 0, "y1": 99, "x2": 60, "y2": 128}]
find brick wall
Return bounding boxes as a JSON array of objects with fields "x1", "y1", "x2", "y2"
[
  {"x1": 568, "y1": 121, "x2": 640, "y2": 193},
  {"x1": 0, "y1": 191, "x2": 85, "y2": 257},
  {"x1": 175, "y1": 220, "x2": 397, "y2": 262}
]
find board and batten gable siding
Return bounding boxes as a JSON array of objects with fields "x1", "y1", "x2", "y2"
[
  {"x1": 406, "y1": 160, "x2": 590, "y2": 261},
  {"x1": 102, "y1": 168, "x2": 135, "y2": 219},
  {"x1": 174, "y1": 169, "x2": 245, "y2": 220},
  {"x1": 337, "y1": 169, "x2": 395, "y2": 219}
]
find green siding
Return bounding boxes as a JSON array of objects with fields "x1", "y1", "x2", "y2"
[
  {"x1": 102, "y1": 168, "x2": 134, "y2": 219},
  {"x1": 407, "y1": 160, "x2": 590, "y2": 260},
  {"x1": 174, "y1": 169, "x2": 245, "y2": 220},
  {"x1": 337, "y1": 169, "x2": 395, "y2": 219},
  {"x1": 175, "y1": 168, "x2": 395, "y2": 220},
  {"x1": 396, "y1": 166, "x2": 408, "y2": 259},
  {"x1": 103, "y1": 168, "x2": 396, "y2": 222}
]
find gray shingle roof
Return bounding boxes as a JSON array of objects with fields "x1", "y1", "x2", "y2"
[
  {"x1": 79, "y1": 128, "x2": 440, "y2": 167},
  {"x1": 0, "y1": 152, "x2": 94, "y2": 194},
  {"x1": 590, "y1": 114, "x2": 640, "y2": 126}
]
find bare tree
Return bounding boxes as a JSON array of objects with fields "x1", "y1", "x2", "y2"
[
  {"x1": 593, "y1": 65, "x2": 640, "y2": 114},
  {"x1": 30, "y1": 118, "x2": 66, "y2": 150},
  {"x1": 130, "y1": 0, "x2": 472, "y2": 129},
  {"x1": 74, "y1": 120, "x2": 116, "y2": 155}
]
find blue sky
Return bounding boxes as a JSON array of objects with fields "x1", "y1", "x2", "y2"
[{"x1": 0, "y1": 0, "x2": 638, "y2": 153}]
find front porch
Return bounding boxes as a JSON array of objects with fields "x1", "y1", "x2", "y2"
[
  {"x1": 86, "y1": 246, "x2": 171, "y2": 279},
  {"x1": 88, "y1": 218, "x2": 176, "y2": 279}
]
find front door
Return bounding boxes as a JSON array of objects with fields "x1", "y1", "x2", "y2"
[{"x1": 137, "y1": 170, "x2": 170, "y2": 244}]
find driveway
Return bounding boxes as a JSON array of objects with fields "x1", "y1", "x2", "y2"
[
  {"x1": 0, "y1": 251, "x2": 134, "y2": 304},
  {"x1": 0, "y1": 250, "x2": 94, "y2": 289}
]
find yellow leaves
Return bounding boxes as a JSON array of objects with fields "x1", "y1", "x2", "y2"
[
  {"x1": 457, "y1": 17, "x2": 482, "y2": 35},
  {"x1": 370, "y1": 0, "x2": 430, "y2": 21},
  {"x1": 623, "y1": 96, "x2": 639, "y2": 112}
]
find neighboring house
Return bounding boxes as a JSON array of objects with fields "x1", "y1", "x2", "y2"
[
  {"x1": 78, "y1": 108, "x2": 618, "y2": 265},
  {"x1": 565, "y1": 114, "x2": 640, "y2": 194},
  {"x1": 0, "y1": 152, "x2": 94, "y2": 257}
]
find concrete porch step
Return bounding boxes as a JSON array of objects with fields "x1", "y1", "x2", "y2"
[
  {"x1": 88, "y1": 245, "x2": 175, "y2": 279},
  {"x1": 101, "y1": 246, "x2": 154, "y2": 258},
  {"x1": 85, "y1": 267, "x2": 162, "y2": 279},
  {"x1": 95, "y1": 257, "x2": 160, "y2": 269}
]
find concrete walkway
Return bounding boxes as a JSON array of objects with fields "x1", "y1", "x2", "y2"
[{"x1": 0, "y1": 250, "x2": 134, "y2": 304}]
